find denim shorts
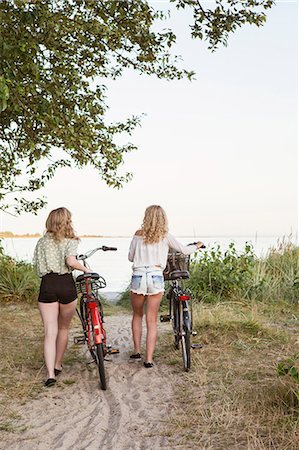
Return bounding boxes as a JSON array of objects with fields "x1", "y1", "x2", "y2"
[{"x1": 130, "y1": 266, "x2": 165, "y2": 296}]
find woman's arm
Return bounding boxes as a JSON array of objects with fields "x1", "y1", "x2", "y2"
[
  {"x1": 167, "y1": 234, "x2": 203, "y2": 255},
  {"x1": 66, "y1": 256, "x2": 90, "y2": 273}
]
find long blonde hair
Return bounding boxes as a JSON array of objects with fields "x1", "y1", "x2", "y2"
[
  {"x1": 46, "y1": 207, "x2": 78, "y2": 241},
  {"x1": 141, "y1": 205, "x2": 168, "y2": 244}
]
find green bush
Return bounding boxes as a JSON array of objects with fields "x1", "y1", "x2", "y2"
[
  {"x1": 0, "y1": 254, "x2": 39, "y2": 303},
  {"x1": 188, "y1": 239, "x2": 299, "y2": 304},
  {"x1": 188, "y1": 242, "x2": 256, "y2": 302}
]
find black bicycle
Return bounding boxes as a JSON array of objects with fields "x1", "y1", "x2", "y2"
[
  {"x1": 160, "y1": 245, "x2": 205, "y2": 371},
  {"x1": 74, "y1": 245, "x2": 117, "y2": 390}
]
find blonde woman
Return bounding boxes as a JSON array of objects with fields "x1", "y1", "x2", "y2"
[
  {"x1": 128, "y1": 205, "x2": 204, "y2": 368},
  {"x1": 33, "y1": 207, "x2": 90, "y2": 387}
]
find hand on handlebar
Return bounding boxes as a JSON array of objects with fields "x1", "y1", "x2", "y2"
[{"x1": 187, "y1": 241, "x2": 206, "y2": 249}]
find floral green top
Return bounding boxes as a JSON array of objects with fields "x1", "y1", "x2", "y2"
[{"x1": 33, "y1": 232, "x2": 79, "y2": 277}]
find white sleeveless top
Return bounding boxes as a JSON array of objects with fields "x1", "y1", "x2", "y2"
[{"x1": 128, "y1": 233, "x2": 197, "y2": 269}]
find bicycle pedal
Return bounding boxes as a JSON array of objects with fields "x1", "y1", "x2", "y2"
[
  {"x1": 191, "y1": 343, "x2": 203, "y2": 349},
  {"x1": 107, "y1": 348, "x2": 120, "y2": 355},
  {"x1": 192, "y1": 331, "x2": 198, "y2": 336},
  {"x1": 74, "y1": 336, "x2": 85, "y2": 345},
  {"x1": 160, "y1": 314, "x2": 171, "y2": 322}
]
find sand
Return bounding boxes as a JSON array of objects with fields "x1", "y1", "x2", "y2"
[{"x1": 0, "y1": 314, "x2": 181, "y2": 450}]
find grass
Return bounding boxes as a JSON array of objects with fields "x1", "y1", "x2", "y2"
[
  {"x1": 0, "y1": 302, "x2": 45, "y2": 432},
  {"x1": 158, "y1": 300, "x2": 299, "y2": 449}
]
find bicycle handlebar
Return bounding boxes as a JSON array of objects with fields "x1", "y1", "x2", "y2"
[
  {"x1": 188, "y1": 242, "x2": 206, "y2": 249},
  {"x1": 76, "y1": 246, "x2": 118, "y2": 261}
]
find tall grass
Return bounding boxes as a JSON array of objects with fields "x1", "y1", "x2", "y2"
[
  {"x1": 255, "y1": 240, "x2": 299, "y2": 303},
  {"x1": 188, "y1": 239, "x2": 299, "y2": 304}
]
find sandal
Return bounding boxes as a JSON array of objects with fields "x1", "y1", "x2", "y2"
[
  {"x1": 45, "y1": 378, "x2": 56, "y2": 387},
  {"x1": 54, "y1": 367, "x2": 62, "y2": 377},
  {"x1": 130, "y1": 353, "x2": 141, "y2": 359},
  {"x1": 143, "y1": 362, "x2": 154, "y2": 368}
]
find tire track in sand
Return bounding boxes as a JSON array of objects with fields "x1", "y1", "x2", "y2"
[{"x1": 0, "y1": 314, "x2": 176, "y2": 450}]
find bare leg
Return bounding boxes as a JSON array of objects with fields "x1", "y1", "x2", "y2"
[
  {"x1": 38, "y1": 302, "x2": 59, "y2": 379},
  {"x1": 130, "y1": 292, "x2": 145, "y2": 354},
  {"x1": 55, "y1": 299, "x2": 77, "y2": 370},
  {"x1": 145, "y1": 293, "x2": 163, "y2": 363}
]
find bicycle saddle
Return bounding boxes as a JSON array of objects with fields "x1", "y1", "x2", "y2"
[
  {"x1": 76, "y1": 273, "x2": 100, "y2": 282},
  {"x1": 169, "y1": 270, "x2": 190, "y2": 280}
]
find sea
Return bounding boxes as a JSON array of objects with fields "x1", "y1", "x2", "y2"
[{"x1": 1, "y1": 235, "x2": 295, "y2": 295}]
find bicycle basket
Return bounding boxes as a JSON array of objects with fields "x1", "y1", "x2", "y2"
[
  {"x1": 163, "y1": 252, "x2": 190, "y2": 281},
  {"x1": 76, "y1": 276, "x2": 106, "y2": 295}
]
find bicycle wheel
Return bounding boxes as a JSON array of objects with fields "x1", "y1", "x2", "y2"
[
  {"x1": 181, "y1": 326, "x2": 191, "y2": 371},
  {"x1": 95, "y1": 343, "x2": 107, "y2": 390},
  {"x1": 172, "y1": 297, "x2": 180, "y2": 350},
  {"x1": 88, "y1": 310, "x2": 107, "y2": 390}
]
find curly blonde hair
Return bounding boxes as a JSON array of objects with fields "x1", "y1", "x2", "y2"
[
  {"x1": 141, "y1": 205, "x2": 168, "y2": 244},
  {"x1": 46, "y1": 207, "x2": 79, "y2": 241}
]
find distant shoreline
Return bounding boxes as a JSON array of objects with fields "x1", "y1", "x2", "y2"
[
  {"x1": 0, "y1": 233, "x2": 106, "y2": 238},
  {"x1": 0, "y1": 233, "x2": 288, "y2": 239}
]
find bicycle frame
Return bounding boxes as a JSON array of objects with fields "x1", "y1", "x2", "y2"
[
  {"x1": 162, "y1": 277, "x2": 194, "y2": 371},
  {"x1": 169, "y1": 279, "x2": 192, "y2": 335},
  {"x1": 80, "y1": 294, "x2": 105, "y2": 347},
  {"x1": 74, "y1": 245, "x2": 117, "y2": 389},
  {"x1": 81, "y1": 277, "x2": 105, "y2": 346},
  {"x1": 161, "y1": 245, "x2": 205, "y2": 371}
]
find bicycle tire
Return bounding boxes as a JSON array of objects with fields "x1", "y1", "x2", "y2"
[
  {"x1": 95, "y1": 343, "x2": 107, "y2": 390},
  {"x1": 88, "y1": 308, "x2": 107, "y2": 390},
  {"x1": 181, "y1": 326, "x2": 191, "y2": 371},
  {"x1": 88, "y1": 306, "x2": 107, "y2": 391},
  {"x1": 172, "y1": 297, "x2": 180, "y2": 350}
]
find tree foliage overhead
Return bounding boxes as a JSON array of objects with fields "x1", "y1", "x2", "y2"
[
  {"x1": 174, "y1": 0, "x2": 274, "y2": 49},
  {"x1": 0, "y1": 0, "x2": 274, "y2": 214}
]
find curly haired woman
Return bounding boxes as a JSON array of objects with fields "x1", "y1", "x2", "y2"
[
  {"x1": 33, "y1": 207, "x2": 90, "y2": 387},
  {"x1": 128, "y1": 205, "x2": 204, "y2": 368}
]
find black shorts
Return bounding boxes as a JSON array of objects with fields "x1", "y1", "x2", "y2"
[{"x1": 38, "y1": 273, "x2": 77, "y2": 304}]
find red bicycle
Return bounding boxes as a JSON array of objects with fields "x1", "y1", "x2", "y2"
[{"x1": 74, "y1": 246, "x2": 117, "y2": 390}]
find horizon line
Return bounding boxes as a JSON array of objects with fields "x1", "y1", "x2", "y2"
[{"x1": 0, "y1": 233, "x2": 296, "y2": 239}]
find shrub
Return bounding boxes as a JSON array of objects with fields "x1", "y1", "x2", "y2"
[
  {"x1": 188, "y1": 242, "x2": 256, "y2": 302},
  {"x1": 0, "y1": 255, "x2": 39, "y2": 302}
]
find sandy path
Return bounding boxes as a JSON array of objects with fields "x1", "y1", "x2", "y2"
[{"x1": 1, "y1": 315, "x2": 178, "y2": 450}]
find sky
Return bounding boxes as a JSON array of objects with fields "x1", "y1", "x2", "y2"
[{"x1": 1, "y1": 1, "x2": 298, "y2": 237}]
